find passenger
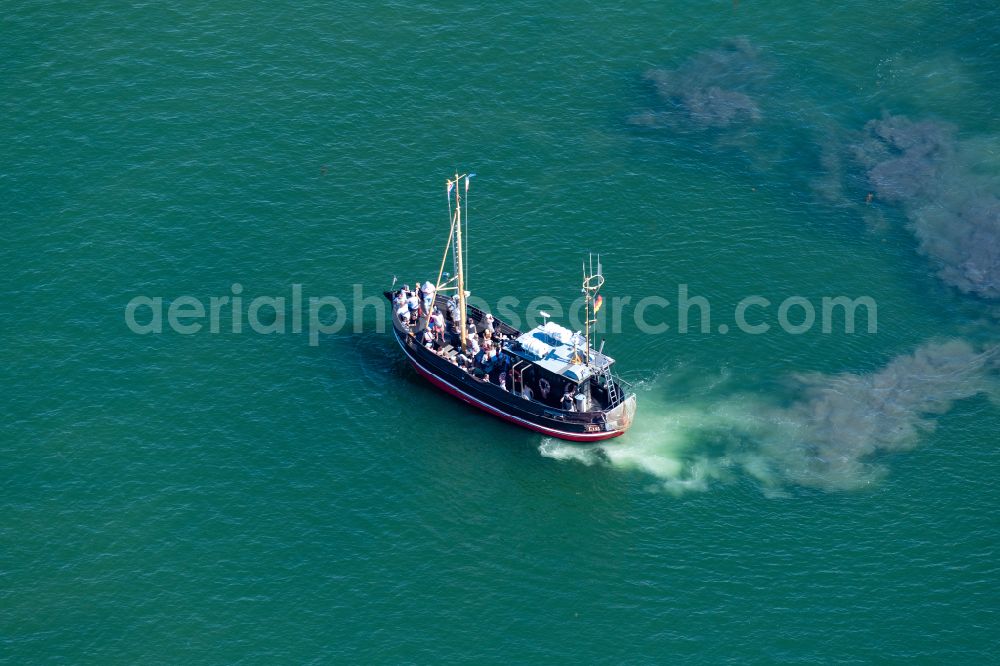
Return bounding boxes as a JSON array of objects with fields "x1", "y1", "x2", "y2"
[
  {"x1": 493, "y1": 352, "x2": 509, "y2": 385},
  {"x1": 406, "y1": 290, "x2": 420, "y2": 325},
  {"x1": 483, "y1": 312, "x2": 495, "y2": 336},
  {"x1": 431, "y1": 308, "x2": 446, "y2": 344},
  {"x1": 467, "y1": 318, "x2": 477, "y2": 338},
  {"x1": 483, "y1": 349, "x2": 497, "y2": 376},
  {"x1": 396, "y1": 302, "x2": 410, "y2": 325},
  {"x1": 496, "y1": 349, "x2": 510, "y2": 375},
  {"x1": 467, "y1": 335, "x2": 480, "y2": 355},
  {"x1": 421, "y1": 327, "x2": 435, "y2": 349},
  {"x1": 561, "y1": 389, "x2": 575, "y2": 411},
  {"x1": 414, "y1": 278, "x2": 424, "y2": 314},
  {"x1": 538, "y1": 377, "x2": 551, "y2": 400},
  {"x1": 394, "y1": 291, "x2": 409, "y2": 324},
  {"x1": 422, "y1": 280, "x2": 435, "y2": 313}
]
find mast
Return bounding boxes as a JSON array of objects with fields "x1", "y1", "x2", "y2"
[
  {"x1": 582, "y1": 259, "x2": 588, "y2": 365},
  {"x1": 451, "y1": 173, "x2": 469, "y2": 352}
]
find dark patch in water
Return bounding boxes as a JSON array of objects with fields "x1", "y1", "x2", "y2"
[
  {"x1": 852, "y1": 114, "x2": 1000, "y2": 298},
  {"x1": 628, "y1": 38, "x2": 767, "y2": 131}
]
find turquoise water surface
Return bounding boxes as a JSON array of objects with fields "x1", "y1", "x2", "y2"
[{"x1": 4, "y1": 1, "x2": 1000, "y2": 662}]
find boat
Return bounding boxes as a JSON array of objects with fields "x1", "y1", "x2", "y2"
[{"x1": 384, "y1": 173, "x2": 637, "y2": 442}]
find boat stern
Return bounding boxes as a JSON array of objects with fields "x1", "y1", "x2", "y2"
[{"x1": 603, "y1": 393, "x2": 637, "y2": 435}]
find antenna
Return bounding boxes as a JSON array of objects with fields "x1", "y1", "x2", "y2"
[{"x1": 581, "y1": 253, "x2": 605, "y2": 368}]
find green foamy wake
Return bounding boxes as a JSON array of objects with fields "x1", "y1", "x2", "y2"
[{"x1": 541, "y1": 340, "x2": 998, "y2": 495}]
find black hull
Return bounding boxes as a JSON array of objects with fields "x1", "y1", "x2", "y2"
[{"x1": 387, "y1": 297, "x2": 634, "y2": 441}]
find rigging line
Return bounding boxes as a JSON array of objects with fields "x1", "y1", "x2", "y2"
[
  {"x1": 439, "y1": 178, "x2": 457, "y2": 288},
  {"x1": 446, "y1": 178, "x2": 454, "y2": 233},
  {"x1": 434, "y1": 209, "x2": 458, "y2": 292},
  {"x1": 446, "y1": 178, "x2": 456, "y2": 278}
]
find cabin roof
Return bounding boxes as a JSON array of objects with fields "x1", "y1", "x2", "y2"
[{"x1": 507, "y1": 321, "x2": 614, "y2": 382}]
